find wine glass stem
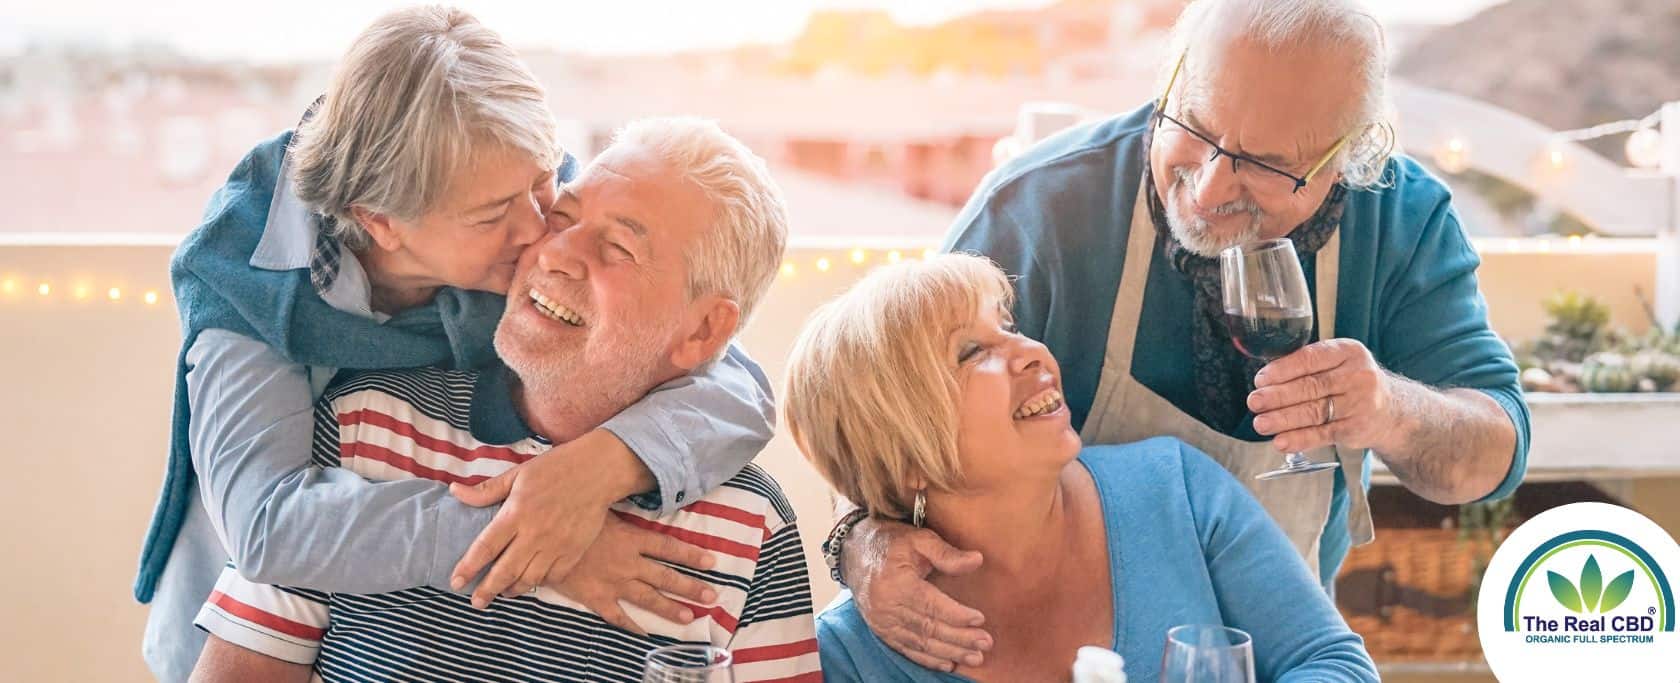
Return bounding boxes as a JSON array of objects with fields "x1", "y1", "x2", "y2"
[{"x1": 1285, "y1": 452, "x2": 1312, "y2": 469}]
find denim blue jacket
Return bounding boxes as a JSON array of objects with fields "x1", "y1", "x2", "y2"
[{"x1": 138, "y1": 131, "x2": 775, "y2": 681}]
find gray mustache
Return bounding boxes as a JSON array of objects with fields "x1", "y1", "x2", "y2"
[{"x1": 1171, "y1": 166, "x2": 1262, "y2": 218}]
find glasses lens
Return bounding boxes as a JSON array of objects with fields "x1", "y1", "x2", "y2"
[
  {"x1": 1237, "y1": 162, "x2": 1301, "y2": 195},
  {"x1": 1161, "y1": 116, "x2": 1303, "y2": 195}
]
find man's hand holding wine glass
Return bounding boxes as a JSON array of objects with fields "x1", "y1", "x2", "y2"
[{"x1": 1246, "y1": 338, "x2": 1415, "y2": 456}]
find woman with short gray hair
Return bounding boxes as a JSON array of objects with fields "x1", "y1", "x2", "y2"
[{"x1": 137, "y1": 8, "x2": 777, "y2": 681}]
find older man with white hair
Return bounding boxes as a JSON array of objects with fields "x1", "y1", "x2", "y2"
[
  {"x1": 827, "y1": 0, "x2": 1531, "y2": 671},
  {"x1": 189, "y1": 118, "x2": 820, "y2": 683},
  {"x1": 140, "y1": 8, "x2": 781, "y2": 681}
]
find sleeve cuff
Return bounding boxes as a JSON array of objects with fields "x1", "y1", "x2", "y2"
[
  {"x1": 194, "y1": 601, "x2": 321, "y2": 665},
  {"x1": 601, "y1": 419, "x2": 687, "y2": 515},
  {"x1": 1474, "y1": 386, "x2": 1530, "y2": 503}
]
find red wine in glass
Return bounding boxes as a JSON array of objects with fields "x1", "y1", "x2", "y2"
[
  {"x1": 1219, "y1": 239, "x2": 1340, "y2": 479},
  {"x1": 1225, "y1": 307, "x2": 1313, "y2": 362}
]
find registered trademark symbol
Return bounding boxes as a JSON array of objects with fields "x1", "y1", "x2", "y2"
[{"x1": 1650, "y1": 606, "x2": 1657, "y2": 615}]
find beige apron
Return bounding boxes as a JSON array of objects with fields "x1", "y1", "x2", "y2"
[{"x1": 1079, "y1": 180, "x2": 1375, "y2": 576}]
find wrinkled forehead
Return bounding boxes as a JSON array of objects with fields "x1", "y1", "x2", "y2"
[
  {"x1": 568, "y1": 144, "x2": 716, "y2": 255},
  {"x1": 1177, "y1": 36, "x2": 1362, "y2": 151}
]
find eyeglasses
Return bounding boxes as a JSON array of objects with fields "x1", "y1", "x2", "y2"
[{"x1": 1154, "y1": 50, "x2": 1351, "y2": 195}]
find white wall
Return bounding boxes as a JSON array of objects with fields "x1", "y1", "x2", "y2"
[{"x1": 1, "y1": 244, "x2": 181, "y2": 682}]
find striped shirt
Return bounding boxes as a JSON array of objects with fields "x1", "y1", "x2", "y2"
[{"x1": 194, "y1": 366, "x2": 820, "y2": 682}]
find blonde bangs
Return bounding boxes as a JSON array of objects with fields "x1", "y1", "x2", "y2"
[{"x1": 784, "y1": 253, "x2": 1014, "y2": 520}]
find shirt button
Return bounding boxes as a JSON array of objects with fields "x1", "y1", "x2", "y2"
[{"x1": 675, "y1": 491, "x2": 686, "y2": 502}]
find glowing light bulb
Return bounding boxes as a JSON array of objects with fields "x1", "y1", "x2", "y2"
[
  {"x1": 1, "y1": 279, "x2": 16, "y2": 295},
  {"x1": 781, "y1": 262, "x2": 796, "y2": 278},
  {"x1": 1568, "y1": 235, "x2": 1583, "y2": 250},
  {"x1": 1547, "y1": 144, "x2": 1566, "y2": 170},
  {"x1": 850, "y1": 248, "x2": 867, "y2": 264},
  {"x1": 108, "y1": 287, "x2": 122, "y2": 301},
  {"x1": 1626, "y1": 128, "x2": 1663, "y2": 169},
  {"x1": 887, "y1": 250, "x2": 902, "y2": 263},
  {"x1": 816, "y1": 258, "x2": 831, "y2": 272},
  {"x1": 74, "y1": 285, "x2": 90, "y2": 300},
  {"x1": 921, "y1": 248, "x2": 936, "y2": 261},
  {"x1": 37, "y1": 283, "x2": 50, "y2": 296},
  {"x1": 144, "y1": 291, "x2": 160, "y2": 305},
  {"x1": 1434, "y1": 138, "x2": 1469, "y2": 174}
]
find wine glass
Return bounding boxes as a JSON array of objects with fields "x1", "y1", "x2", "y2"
[
  {"x1": 1220, "y1": 239, "x2": 1340, "y2": 480},
  {"x1": 643, "y1": 644, "x2": 735, "y2": 683},
  {"x1": 1159, "y1": 624, "x2": 1256, "y2": 683}
]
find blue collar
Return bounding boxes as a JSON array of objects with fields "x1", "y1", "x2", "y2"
[
  {"x1": 248, "y1": 150, "x2": 387, "y2": 322},
  {"x1": 469, "y1": 364, "x2": 542, "y2": 446}
]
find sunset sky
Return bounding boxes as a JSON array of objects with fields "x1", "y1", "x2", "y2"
[{"x1": 1, "y1": 0, "x2": 1508, "y2": 62}]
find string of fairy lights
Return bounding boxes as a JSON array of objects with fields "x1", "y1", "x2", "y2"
[
  {"x1": 0, "y1": 233, "x2": 1659, "y2": 312},
  {"x1": 0, "y1": 247, "x2": 943, "y2": 310},
  {"x1": 777, "y1": 247, "x2": 939, "y2": 279},
  {"x1": 1431, "y1": 104, "x2": 1671, "y2": 175},
  {"x1": 0, "y1": 275, "x2": 164, "y2": 306}
]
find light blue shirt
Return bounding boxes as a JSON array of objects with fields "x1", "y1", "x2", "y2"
[
  {"x1": 141, "y1": 167, "x2": 776, "y2": 682},
  {"x1": 816, "y1": 439, "x2": 1379, "y2": 683}
]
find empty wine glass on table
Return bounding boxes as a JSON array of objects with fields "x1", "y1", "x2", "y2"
[
  {"x1": 1219, "y1": 238, "x2": 1340, "y2": 480},
  {"x1": 643, "y1": 644, "x2": 735, "y2": 683},
  {"x1": 1159, "y1": 624, "x2": 1256, "y2": 683}
]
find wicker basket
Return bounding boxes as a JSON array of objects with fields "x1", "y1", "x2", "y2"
[
  {"x1": 1335, "y1": 528, "x2": 1496, "y2": 662},
  {"x1": 1334, "y1": 481, "x2": 1614, "y2": 665}
]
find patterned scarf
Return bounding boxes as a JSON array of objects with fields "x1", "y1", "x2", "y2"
[{"x1": 1140, "y1": 144, "x2": 1348, "y2": 433}]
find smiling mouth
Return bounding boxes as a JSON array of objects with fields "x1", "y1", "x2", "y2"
[
  {"x1": 1014, "y1": 388, "x2": 1065, "y2": 420},
  {"x1": 528, "y1": 289, "x2": 584, "y2": 327}
]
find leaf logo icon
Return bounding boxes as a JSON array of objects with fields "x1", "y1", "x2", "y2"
[
  {"x1": 1548, "y1": 555, "x2": 1638, "y2": 613},
  {"x1": 1581, "y1": 555, "x2": 1603, "y2": 612},
  {"x1": 1549, "y1": 570, "x2": 1583, "y2": 612},
  {"x1": 1600, "y1": 570, "x2": 1636, "y2": 613}
]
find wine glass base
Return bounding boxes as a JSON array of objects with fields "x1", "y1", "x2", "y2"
[{"x1": 1254, "y1": 460, "x2": 1340, "y2": 480}]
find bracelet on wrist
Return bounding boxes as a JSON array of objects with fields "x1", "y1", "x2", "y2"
[{"x1": 822, "y1": 508, "x2": 870, "y2": 586}]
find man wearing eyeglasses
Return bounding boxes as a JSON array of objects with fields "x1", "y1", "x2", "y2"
[{"x1": 821, "y1": 0, "x2": 1530, "y2": 673}]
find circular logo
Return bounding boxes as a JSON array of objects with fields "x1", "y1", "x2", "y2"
[{"x1": 1478, "y1": 502, "x2": 1680, "y2": 680}]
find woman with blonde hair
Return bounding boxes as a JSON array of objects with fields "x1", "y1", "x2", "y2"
[{"x1": 784, "y1": 253, "x2": 1377, "y2": 682}]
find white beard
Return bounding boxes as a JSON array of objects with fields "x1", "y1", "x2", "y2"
[
  {"x1": 1163, "y1": 166, "x2": 1264, "y2": 257},
  {"x1": 494, "y1": 297, "x2": 678, "y2": 440}
]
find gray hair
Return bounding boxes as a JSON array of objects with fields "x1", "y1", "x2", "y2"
[
  {"x1": 290, "y1": 5, "x2": 561, "y2": 250},
  {"x1": 611, "y1": 118, "x2": 788, "y2": 343},
  {"x1": 1160, "y1": 0, "x2": 1395, "y2": 189}
]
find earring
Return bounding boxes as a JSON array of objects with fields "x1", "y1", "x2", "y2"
[{"x1": 912, "y1": 489, "x2": 927, "y2": 528}]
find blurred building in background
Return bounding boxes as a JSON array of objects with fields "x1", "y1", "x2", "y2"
[
  {"x1": 6, "y1": 0, "x2": 1678, "y2": 243},
  {"x1": 5, "y1": 0, "x2": 1673, "y2": 238}
]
